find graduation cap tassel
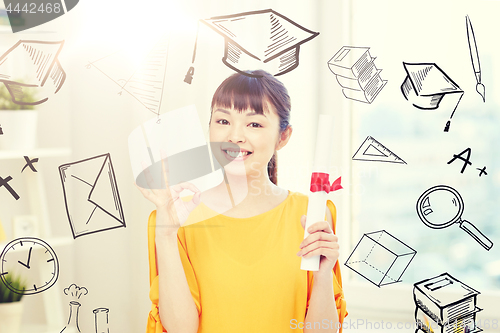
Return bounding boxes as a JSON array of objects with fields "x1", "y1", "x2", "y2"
[{"x1": 184, "y1": 21, "x2": 200, "y2": 85}]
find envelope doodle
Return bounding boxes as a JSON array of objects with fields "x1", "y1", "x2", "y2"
[{"x1": 59, "y1": 153, "x2": 126, "y2": 239}]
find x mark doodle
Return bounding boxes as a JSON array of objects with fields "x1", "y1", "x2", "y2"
[
  {"x1": 22, "y1": 156, "x2": 39, "y2": 173},
  {"x1": 0, "y1": 176, "x2": 20, "y2": 200}
]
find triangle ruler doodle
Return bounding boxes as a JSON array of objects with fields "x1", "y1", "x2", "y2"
[
  {"x1": 86, "y1": 35, "x2": 169, "y2": 116},
  {"x1": 352, "y1": 136, "x2": 406, "y2": 164}
]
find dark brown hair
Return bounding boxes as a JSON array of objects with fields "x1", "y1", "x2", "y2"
[{"x1": 210, "y1": 70, "x2": 291, "y2": 185}]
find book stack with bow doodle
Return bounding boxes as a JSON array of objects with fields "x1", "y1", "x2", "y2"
[
  {"x1": 327, "y1": 46, "x2": 387, "y2": 104},
  {"x1": 413, "y1": 273, "x2": 482, "y2": 333}
]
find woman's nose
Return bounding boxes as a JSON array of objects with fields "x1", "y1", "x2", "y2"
[{"x1": 228, "y1": 125, "x2": 245, "y2": 143}]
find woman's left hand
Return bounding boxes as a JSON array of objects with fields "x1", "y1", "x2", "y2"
[{"x1": 297, "y1": 215, "x2": 339, "y2": 275}]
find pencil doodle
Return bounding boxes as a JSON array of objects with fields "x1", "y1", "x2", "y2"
[
  {"x1": 344, "y1": 230, "x2": 416, "y2": 287},
  {"x1": 0, "y1": 40, "x2": 66, "y2": 106},
  {"x1": 416, "y1": 185, "x2": 493, "y2": 251},
  {"x1": 400, "y1": 62, "x2": 463, "y2": 132},
  {"x1": 21, "y1": 156, "x2": 39, "y2": 173},
  {"x1": 3, "y1": 0, "x2": 79, "y2": 33},
  {"x1": 86, "y1": 35, "x2": 169, "y2": 117},
  {"x1": 59, "y1": 153, "x2": 126, "y2": 239},
  {"x1": 352, "y1": 136, "x2": 406, "y2": 164},
  {"x1": 466, "y1": 15, "x2": 485, "y2": 102},
  {"x1": 414, "y1": 272, "x2": 482, "y2": 333},
  {"x1": 327, "y1": 46, "x2": 387, "y2": 104},
  {"x1": 0, "y1": 175, "x2": 20, "y2": 200},
  {"x1": 0, "y1": 237, "x2": 59, "y2": 295},
  {"x1": 185, "y1": 9, "x2": 319, "y2": 83}
]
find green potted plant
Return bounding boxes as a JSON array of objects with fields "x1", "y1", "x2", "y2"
[
  {"x1": 0, "y1": 83, "x2": 38, "y2": 150},
  {"x1": 0, "y1": 273, "x2": 26, "y2": 333}
]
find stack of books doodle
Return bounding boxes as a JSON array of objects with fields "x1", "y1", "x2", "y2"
[
  {"x1": 327, "y1": 46, "x2": 387, "y2": 104},
  {"x1": 413, "y1": 273, "x2": 482, "y2": 333}
]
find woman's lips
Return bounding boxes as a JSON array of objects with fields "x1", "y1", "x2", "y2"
[{"x1": 222, "y1": 149, "x2": 252, "y2": 161}]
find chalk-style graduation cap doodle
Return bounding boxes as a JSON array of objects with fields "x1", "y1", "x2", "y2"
[
  {"x1": 59, "y1": 153, "x2": 125, "y2": 239},
  {"x1": 185, "y1": 9, "x2": 319, "y2": 83},
  {"x1": 352, "y1": 136, "x2": 406, "y2": 164},
  {"x1": 0, "y1": 40, "x2": 66, "y2": 106},
  {"x1": 401, "y1": 63, "x2": 463, "y2": 132},
  {"x1": 129, "y1": 105, "x2": 248, "y2": 224}
]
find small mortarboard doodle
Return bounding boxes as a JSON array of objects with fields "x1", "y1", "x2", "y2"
[
  {"x1": 413, "y1": 272, "x2": 483, "y2": 333},
  {"x1": 352, "y1": 136, "x2": 406, "y2": 164},
  {"x1": 327, "y1": 46, "x2": 387, "y2": 104},
  {"x1": 184, "y1": 9, "x2": 319, "y2": 83},
  {"x1": 416, "y1": 185, "x2": 493, "y2": 251},
  {"x1": 344, "y1": 230, "x2": 416, "y2": 287},
  {"x1": 3, "y1": 0, "x2": 79, "y2": 33},
  {"x1": 401, "y1": 62, "x2": 463, "y2": 133},
  {"x1": 86, "y1": 35, "x2": 169, "y2": 119},
  {"x1": 0, "y1": 40, "x2": 66, "y2": 106},
  {"x1": 59, "y1": 153, "x2": 126, "y2": 239}
]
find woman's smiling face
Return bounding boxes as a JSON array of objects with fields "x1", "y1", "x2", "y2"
[{"x1": 209, "y1": 102, "x2": 285, "y2": 179}]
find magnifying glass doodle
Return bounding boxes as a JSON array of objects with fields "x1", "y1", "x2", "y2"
[{"x1": 416, "y1": 185, "x2": 493, "y2": 251}]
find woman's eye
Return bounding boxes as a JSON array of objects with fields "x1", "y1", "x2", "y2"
[
  {"x1": 216, "y1": 119, "x2": 229, "y2": 125},
  {"x1": 249, "y1": 122, "x2": 262, "y2": 128}
]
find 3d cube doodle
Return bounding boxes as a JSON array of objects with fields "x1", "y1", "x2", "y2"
[{"x1": 344, "y1": 230, "x2": 416, "y2": 287}]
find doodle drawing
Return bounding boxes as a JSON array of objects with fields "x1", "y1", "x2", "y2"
[
  {"x1": 401, "y1": 62, "x2": 463, "y2": 132},
  {"x1": 416, "y1": 185, "x2": 493, "y2": 251},
  {"x1": 352, "y1": 136, "x2": 406, "y2": 164},
  {"x1": 328, "y1": 46, "x2": 387, "y2": 104},
  {"x1": 185, "y1": 9, "x2": 319, "y2": 83},
  {"x1": 0, "y1": 237, "x2": 59, "y2": 295},
  {"x1": 0, "y1": 175, "x2": 20, "y2": 200},
  {"x1": 94, "y1": 308, "x2": 111, "y2": 333},
  {"x1": 61, "y1": 284, "x2": 88, "y2": 333},
  {"x1": 466, "y1": 15, "x2": 485, "y2": 102},
  {"x1": 414, "y1": 273, "x2": 482, "y2": 333},
  {"x1": 86, "y1": 35, "x2": 169, "y2": 117},
  {"x1": 344, "y1": 230, "x2": 416, "y2": 287},
  {"x1": 59, "y1": 153, "x2": 126, "y2": 239},
  {"x1": 21, "y1": 155, "x2": 39, "y2": 173},
  {"x1": 0, "y1": 40, "x2": 66, "y2": 106}
]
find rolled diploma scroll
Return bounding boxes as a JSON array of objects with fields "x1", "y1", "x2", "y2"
[{"x1": 301, "y1": 114, "x2": 335, "y2": 271}]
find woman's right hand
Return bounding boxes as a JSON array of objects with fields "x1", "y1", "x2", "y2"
[{"x1": 136, "y1": 158, "x2": 201, "y2": 238}]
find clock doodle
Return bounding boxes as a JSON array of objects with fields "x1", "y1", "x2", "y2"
[{"x1": 0, "y1": 237, "x2": 59, "y2": 295}]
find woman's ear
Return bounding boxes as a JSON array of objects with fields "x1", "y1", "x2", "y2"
[{"x1": 276, "y1": 126, "x2": 293, "y2": 151}]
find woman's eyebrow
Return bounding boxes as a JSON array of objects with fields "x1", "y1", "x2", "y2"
[{"x1": 214, "y1": 108, "x2": 267, "y2": 117}]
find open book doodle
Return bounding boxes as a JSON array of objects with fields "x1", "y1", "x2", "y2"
[
  {"x1": 0, "y1": 40, "x2": 66, "y2": 106},
  {"x1": 86, "y1": 35, "x2": 169, "y2": 117}
]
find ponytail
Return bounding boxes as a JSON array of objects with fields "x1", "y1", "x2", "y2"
[{"x1": 267, "y1": 152, "x2": 278, "y2": 185}]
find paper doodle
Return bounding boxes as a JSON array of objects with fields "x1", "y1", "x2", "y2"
[
  {"x1": 59, "y1": 153, "x2": 126, "y2": 239},
  {"x1": 0, "y1": 40, "x2": 66, "y2": 106},
  {"x1": 416, "y1": 185, "x2": 493, "y2": 251},
  {"x1": 328, "y1": 46, "x2": 387, "y2": 104},
  {"x1": 0, "y1": 237, "x2": 59, "y2": 295},
  {"x1": 185, "y1": 9, "x2": 319, "y2": 82},
  {"x1": 344, "y1": 230, "x2": 416, "y2": 287}
]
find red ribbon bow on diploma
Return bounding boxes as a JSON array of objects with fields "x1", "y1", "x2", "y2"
[{"x1": 310, "y1": 173, "x2": 343, "y2": 193}]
